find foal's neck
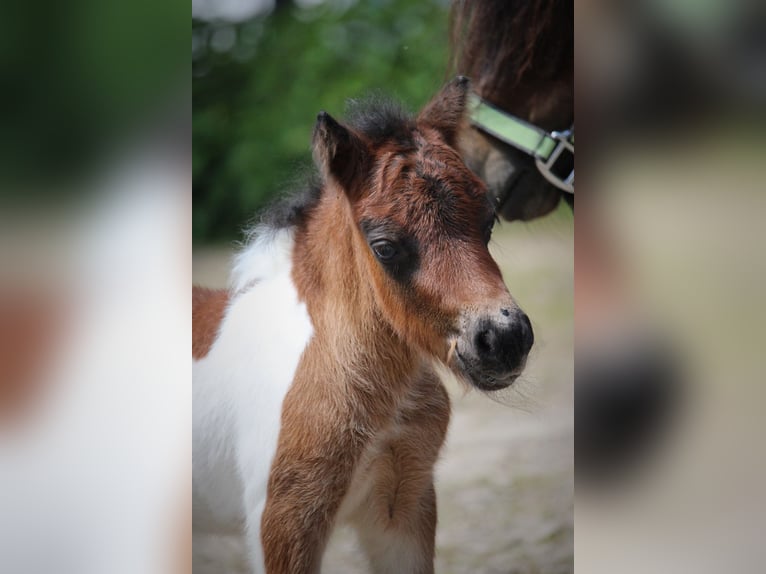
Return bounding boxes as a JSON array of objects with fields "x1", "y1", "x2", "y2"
[{"x1": 291, "y1": 186, "x2": 420, "y2": 383}]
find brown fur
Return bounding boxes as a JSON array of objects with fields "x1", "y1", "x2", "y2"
[
  {"x1": 262, "y1": 187, "x2": 430, "y2": 572},
  {"x1": 450, "y1": 0, "x2": 573, "y2": 128},
  {"x1": 259, "y1": 80, "x2": 517, "y2": 573},
  {"x1": 192, "y1": 286, "x2": 229, "y2": 359},
  {"x1": 350, "y1": 373, "x2": 450, "y2": 570}
]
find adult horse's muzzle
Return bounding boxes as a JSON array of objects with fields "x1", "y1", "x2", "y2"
[{"x1": 453, "y1": 307, "x2": 534, "y2": 391}]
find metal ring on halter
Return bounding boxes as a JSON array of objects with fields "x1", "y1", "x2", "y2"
[{"x1": 534, "y1": 128, "x2": 573, "y2": 194}]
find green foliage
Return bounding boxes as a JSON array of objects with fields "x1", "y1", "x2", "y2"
[
  {"x1": 193, "y1": 0, "x2": 451, "y2": 242},
  {"x1": 0, "y1": 0, "x2": 186, "y2": 190}
]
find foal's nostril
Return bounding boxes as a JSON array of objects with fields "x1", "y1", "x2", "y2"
[
  {"x1": 475, "y1": 327, "x2": 496, "y2": 356},
  {"x1": 500, "y1": 308, "x2": 510, "y2": 317}
]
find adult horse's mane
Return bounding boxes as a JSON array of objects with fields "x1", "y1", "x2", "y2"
[
  {"x1": 257, "y1": 95, "x2": 413, "y2": 232},
  {"x1": 450, "y1": 0, "x2": 573, "y2": 102}
]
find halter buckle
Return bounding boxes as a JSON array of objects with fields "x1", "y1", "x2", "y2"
[{"x1": 535, "y1": 129, "x2": 574, "y2": 195}]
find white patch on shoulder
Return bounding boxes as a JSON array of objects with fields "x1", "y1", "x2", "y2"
[
  {"x1": 193, "y1": 227, "x2": 313, "y2": 574},
  {"x1": 230, "y1": 225, "x2": 295, "y2": 294}
]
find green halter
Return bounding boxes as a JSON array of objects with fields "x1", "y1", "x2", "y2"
[{"x1": 467, "y1": 93, "x2": 574, "y2": 194}]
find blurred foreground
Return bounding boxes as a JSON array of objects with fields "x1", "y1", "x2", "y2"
[
  {"x1": 0, "y1": 144, "x2": 190, "y2": 573},
  {"x1": 576, "y1": 0, "x2": 766, "y2": 571},
  {"x1": 0, "y1": 0, "x2": 189, "y2": 567}
]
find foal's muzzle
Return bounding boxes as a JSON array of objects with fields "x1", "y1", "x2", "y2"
[{"x1": 455, "y1": 307, "x2": 534, "y2": 390}]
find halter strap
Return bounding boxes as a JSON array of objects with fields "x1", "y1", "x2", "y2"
[{"x1": 467, "y1": 93, "x2": 574, "y2": 194}]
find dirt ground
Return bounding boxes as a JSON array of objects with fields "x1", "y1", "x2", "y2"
[{"x1": 193, "y1": 207, "x2": 573, "y2": 574}]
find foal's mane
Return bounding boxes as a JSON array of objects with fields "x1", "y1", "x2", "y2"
[
  {"x1": 449, "y1": 0, "x2": 573, "y2": 99},
  {"x1": 258, "y1": 95, "x2": 414, "y2": 232}
]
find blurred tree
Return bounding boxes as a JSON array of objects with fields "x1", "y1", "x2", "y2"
[{"x1": 193, "y1": 0, "x2": 450, "y2": 242}]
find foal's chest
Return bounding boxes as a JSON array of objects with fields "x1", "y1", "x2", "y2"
[
  {"x1": 335, "y1": 384, "x2": 431, "y2": 525},
  {"x1": 335, "y1": 421, "x2": 402, "y2": 523}
]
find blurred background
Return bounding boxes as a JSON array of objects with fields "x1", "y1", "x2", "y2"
[{"x1": 193, "y1": 0, "x2": 573, "y2": 572}]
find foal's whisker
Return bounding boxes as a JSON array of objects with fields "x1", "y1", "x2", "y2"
[{"x1": 446, "y1": 338, "x2": 458, "y2": 365}]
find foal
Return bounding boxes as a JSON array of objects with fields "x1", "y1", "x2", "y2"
[{"x1": 192, "y1": 78, "x2": 533, "y2": 574}]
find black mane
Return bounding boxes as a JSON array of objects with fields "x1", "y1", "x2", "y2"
[
  {"x1": 257, "y1": 175, "x2": 323, "y2": 231},
  {"x1": 257, "y1": 95, "x2": 415, "y2": 231},
  {"x1": 345, "y1": 94, "x2": 414, "y2": 147}
]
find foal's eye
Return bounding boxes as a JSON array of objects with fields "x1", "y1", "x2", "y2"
[{"x1": 371, "y1": 240, "x2": 398, "y2": 262}]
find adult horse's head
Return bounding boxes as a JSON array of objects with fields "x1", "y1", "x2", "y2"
[
  {"x1": 450, "y1": 0, "x2": 574, "y2": 221},
  {"x1": 311, "y1": 78, "x2": 533, "y2": 390}
]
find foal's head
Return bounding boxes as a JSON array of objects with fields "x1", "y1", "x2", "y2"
[{"x1": 312, "y1": 78, "x2": 532, "y2": 390}]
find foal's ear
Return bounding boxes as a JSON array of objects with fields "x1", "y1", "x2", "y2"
[
  {"x1": 312, "y1": 111, "x2": 369, "y2": 194},
  {"x1": 418, "y1": 76, "x2": 470, "y2": 146}
]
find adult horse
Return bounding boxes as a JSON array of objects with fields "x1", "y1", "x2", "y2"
[{"x1": 450, "y1": 0, "x2": 574, "y2": 221}]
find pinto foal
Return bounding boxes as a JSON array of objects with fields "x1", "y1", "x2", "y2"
[{"x1": 192, "y1": 78, "x2": 534, "y2": 574}]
